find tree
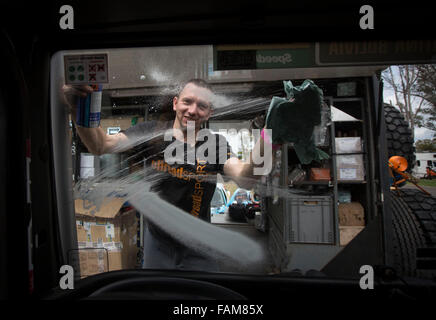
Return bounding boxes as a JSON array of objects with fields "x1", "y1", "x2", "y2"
[
  {"x1": 382, "y1": 65, "x2": 427, "y2": 140},
  {"x1": 413, "y1": 64, "x2": 436, "y2": 133},
  {"x1": 415, "y1": 139, "x2": 436, "y2": 152}
]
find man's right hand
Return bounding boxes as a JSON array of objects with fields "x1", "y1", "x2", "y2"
[
  {"x1": 61, "y1": 84, "x2": 130, "y2": 155},
  {"x1": 61, "y1": 85, "x2": 94, "y2": 116}
]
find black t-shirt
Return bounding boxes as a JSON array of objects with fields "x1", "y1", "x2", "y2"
[{"x1": 121, "y1": 120, "x2": 234, "y2": 246}]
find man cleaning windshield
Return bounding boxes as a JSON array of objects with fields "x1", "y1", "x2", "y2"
[{"x1": 63, "y1": 79, "x2": 274, "y2": 272}]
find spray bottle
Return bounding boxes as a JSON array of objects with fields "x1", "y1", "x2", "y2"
[{"x1": 76, "y1": 84, "x2": 103, "y2": 128}]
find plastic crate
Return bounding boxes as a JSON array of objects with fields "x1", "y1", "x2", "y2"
[{"x1": 286, "y1": 195, "x2": 334, "y2": 244}]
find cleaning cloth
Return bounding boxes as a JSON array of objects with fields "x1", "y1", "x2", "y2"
[{"x1": 265, "y1": 80, "x2": 329, "y2": 164}]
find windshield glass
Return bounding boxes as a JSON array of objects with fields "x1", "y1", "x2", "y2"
[
  {"x1": 211, "y1": 189, "x2": 225, "y2": 207},
  {"x1": 50, "y1": 43, "x2": 436, "y2": 281}
]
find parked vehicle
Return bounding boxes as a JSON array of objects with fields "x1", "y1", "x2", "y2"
[
  {"x1": 210, "y1": 183, "x2": 228, "y2": 215},
  {"x1": 412, "y1": 152, "x2": 436, "y2": 178}
]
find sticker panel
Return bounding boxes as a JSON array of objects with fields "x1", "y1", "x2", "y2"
[{"x1": 64, "y1": 54, "x2": 109, "y2": 84}]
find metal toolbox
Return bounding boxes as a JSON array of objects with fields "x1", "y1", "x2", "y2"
[{"x1": 286, "y1": 195, "x2": 334, "y2": 244}]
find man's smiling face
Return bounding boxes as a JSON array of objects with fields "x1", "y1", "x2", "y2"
[{"x1": 173, "y1": 83, "x2": 213, "y2": 130}]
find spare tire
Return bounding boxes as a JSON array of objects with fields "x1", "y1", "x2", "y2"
[
  {"x1": 395, "y1": 189, "x2": 436, "y2": 247},
  {"x1": 384, "y1": 104, "x2": 416, "y2": 171},
  {"x1": 390, "y1": 189, "x2": 436, "y2": 279}
]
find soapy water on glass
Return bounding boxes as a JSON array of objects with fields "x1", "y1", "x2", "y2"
[{"x1": 74, "y1": 86, "x2": 295, "y2": 269}]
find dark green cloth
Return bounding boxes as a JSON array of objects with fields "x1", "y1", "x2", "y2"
[{"x1": 265, "y1": 80, "x2": 329, "y2": 164}]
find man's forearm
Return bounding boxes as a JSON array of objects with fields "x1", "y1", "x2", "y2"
[
  {"x1": 74, "y1": 123, "x2": 107, "y2": 155},
  {"x1": 225, "y1": 134, "x2": 274, "y2": 188},
  {"x1": 245, "y1": 132, "x2": 271, "y2": 176},
  {"x1": 76, "y1": 126, "x2": 106, "y2": 155}
]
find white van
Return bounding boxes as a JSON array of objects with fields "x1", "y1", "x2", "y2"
[{"x1": 413, "y1": 152, "x2": 436, "y2": 178}]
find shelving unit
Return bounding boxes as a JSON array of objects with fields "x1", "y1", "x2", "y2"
[
  {"x1": 266, "y1": 96, "x2": 371, "y2": 272},
  {"x1": 331, "y1": 97, "x2": 372, "y2": 231}
]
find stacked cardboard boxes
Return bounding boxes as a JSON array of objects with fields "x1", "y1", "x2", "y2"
[
  {"x1": 74, "y1": 197, "x2": 141, "y2": 278},
  {"x1": 338, "y1": 202, "x2": 365, "y2": 246},
  {"x1": 335, "y1": 137, "x2": 365, "y2": 181}
]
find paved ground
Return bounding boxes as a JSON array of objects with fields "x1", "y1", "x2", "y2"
[
  {"x1": 403, "y1": 185, "x2": 436, "y2": 197},
  {"x1": 211, "y1": 212, "x2": 248, "y2": 225}
]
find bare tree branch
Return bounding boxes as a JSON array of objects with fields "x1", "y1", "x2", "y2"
[
  {"x1": 413, "y1": 97, "x2": 425, "y2": 119},
  {"x1": 382, "y1": 65, "x2": 435, "y2": 139},
  {"x1": 387, "y1": 66, "x2": 401, "y2": 108}
]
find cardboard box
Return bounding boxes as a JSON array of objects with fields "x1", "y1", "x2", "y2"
[
  {"x1": 74, "y1": 197, "x2": 140, "y2": 278},
  {"x1": 309, "y1": 168, "x2": 331, "y2": 181},
  {"x1": 339, "y1": 226, "x2": 365, "y2": 246},
  {"x1": 335, "y1": 137, "x2": 365, "y2": 181},
  {"x1": 335, "y1": 137, "x2": 362, "y2": 154},
  {"x1": 338, "y1": 202, "x2": 365, "y2": 226},
  {"x1": 75, "y1": 249, "x2": 108, "y2": 277},
  {"x1": 336, "y1": 154, "x2": 365, "y2": 181}
]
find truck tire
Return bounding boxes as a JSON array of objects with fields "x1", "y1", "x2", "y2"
[
  {"x1": 384, "y1": 104, "x2": 416, "y2": 171},
  {"x1": 391, "y1": 189, "x2": 436, "y2": 279}
]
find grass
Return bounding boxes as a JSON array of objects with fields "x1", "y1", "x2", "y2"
[{"x1": 407, "y1": 179, "x2": 436, "y2": 187}]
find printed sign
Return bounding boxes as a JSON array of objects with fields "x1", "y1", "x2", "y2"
[
  {"x1": 213, "y1": 41, "x2": 436, "y2": 70},
  {"x1": 107, "y1": 127, "x2": 121, "y2": 135},
  {"x1": 340, "y1": 168, "x2": 357, "y2": 179},
  {"x1": 316, "y1": 40, "x2": 436, "y2": 66},
  {"x1": 64, "y1": 54, "x2": 109, "y2": 84},
  {"x1": 214, "y1": 44, "x2": 314, "y2": 70},
  {"x1": 255, "y1": 48, "x2": 314, "y2": 69}
]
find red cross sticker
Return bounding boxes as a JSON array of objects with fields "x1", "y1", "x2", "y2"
[
  {"x1": 97, "y1": 64, "x2": 105, "y2": 71},
  {"x1": 89, "y1": 64, "x2": 96, "y2": 72},
  {"x1": 89, "y1": 74, "x2": 96, "y2": 81}
]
